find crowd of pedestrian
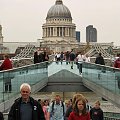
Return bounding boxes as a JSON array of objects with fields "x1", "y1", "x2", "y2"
[
  {"x1": 54, "y1": 50, "x2": 91, "y2": 75},
  {"x1": 2, "y1": 52, "x2": 120, "y2": 120},
  {"x1": 6, "y1": 83, "x2": 104, "y2": 120},
  {"x1": 34, "y1": 51, "x2": 49, "y2": 64}
]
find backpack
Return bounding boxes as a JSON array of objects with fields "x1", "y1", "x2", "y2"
[
  {"x1": 86, "y1": 104, "x2": 92, "y2": 111},
  {"x1": 51, "y1": 101, "x2": 65, "y2": 115}
]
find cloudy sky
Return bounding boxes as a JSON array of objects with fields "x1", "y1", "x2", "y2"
[{"x1": 0, "y1": 0, "x2": 120, "y2": 46}]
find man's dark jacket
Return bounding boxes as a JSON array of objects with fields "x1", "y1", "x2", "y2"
[
  {"x1": 8, "y1": 97, "x2": 45, "y2": 120},
  {"x1": 90, "y1": 107, "x2": 103, "y2": 120},
  {"x1": 95, "y1": 56, "x2": 105, "y2": 65}
]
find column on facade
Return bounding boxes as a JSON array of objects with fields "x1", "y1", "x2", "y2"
[
  {"x1": 45, "y1": 28, "x2": 47, "y2": 37},
  {"x1": 47, "y1": 27, "x2": 49, "y2": 37},
  {"x1": 57, "y1": 27, "x2": 59, "y2": 37},
  {"x1": 43, "y1": 28, "x2": 44, "y2": 37},
  {"x1": 48, "y1": 27, "x2": 50, "y2": 37},
  {"x1": 68, "y1": 27, "x2": 69, "y2": 36},
  {"x1": 44, "y1": 28, "x2": 46, "y2": 37},
  {"x1": 53, "y1": 27, "x2": 56, "y2": 36},
  {"x1": 51, "y1": 27, "x2": 53, "y2": 36},
  {"x1": 43, "y1": 28, "x2": 45, "y2": 37},
  {"x1": 62, "y1": 27, "x2": 63, "y2": 37},
  {"x1": 70, "y1": 27, "x2": 72, "y2": 37},
  {"x1": 69, "y1": 27, "x2": 71, "y2": 37},
  {"x1": 72, "y1": 28, "x2": 74, "y2": 37},
  {"x1": 55, "y1": 27, "x2": 57, "y2": 36},
  {"x1": 59, "y1": 27, "x2": 61, "y2": 37},
  {"x1": 73, "y1": 28, "x2": 75, "y2": 38},
  {"x1": 66, "y1": 27, "x2": 68, "y2": 36},
  {"x1": 62, "y1": 27, "x2": 65, "y2": 37},
  {"x1": 49, "y1": 27, "x2": 51, "y2": 36},
  {"x1": 72, "y1": 27, "x2": 75, "y2": 37},
  {"x1": 71, "y1": 27, "x2": 72, "y2": 37}
]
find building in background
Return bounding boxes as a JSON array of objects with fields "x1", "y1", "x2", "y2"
[
  {"x1": 0, "y1": 25, "x2": 9, "y2": 55},
  {"x1": 76, "y1": 31, "x2": 80, "y2": 42},
  {"x1": 42, "y1": 0, "x2": 78, "y2": 52},
  {"x1": 86, "y1": 25, "x2": 97, "y2": 42}
]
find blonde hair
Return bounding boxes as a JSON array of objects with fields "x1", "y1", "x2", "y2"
[{"x1": 95, "y1": 100, "x2": 100, "y2": 106}]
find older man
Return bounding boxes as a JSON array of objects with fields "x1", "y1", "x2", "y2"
[{"x1": 8, "y1": 83, "x2": 45, "y2": 120}]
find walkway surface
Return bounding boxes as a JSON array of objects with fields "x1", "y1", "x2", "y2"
[{"x1": 48, "y1": 61, "x2": 80, "y2": 76}]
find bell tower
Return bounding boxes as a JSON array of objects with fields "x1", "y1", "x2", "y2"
[{"x1": 0, "y1": 25, "x2": 3, "y2": 45}]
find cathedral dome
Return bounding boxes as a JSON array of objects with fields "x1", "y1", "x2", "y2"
[{"x1": 46, "y1": 0, "x2": 72, "y2": 19}]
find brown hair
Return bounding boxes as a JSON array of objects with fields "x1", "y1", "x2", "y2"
[
  {"x1": 4, "y1": 54, "x2": 9, "y2": 59},
  {"x1": 72, "y1": 93, "x2": 85, "y2": 109},
  {"x1": 73, "y1": 98, "x2": 87, "y2": 115}
]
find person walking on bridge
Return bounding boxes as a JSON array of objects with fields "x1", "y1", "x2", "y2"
[
  {"x1": 0, "y1": 54, "x2": 13, "y2": 92},
  {"x1": 114, "y1": 53, "x2": 120, "y2": 89},
  {"x1": 48, "y1": 94, "x2": 66, "y2": 120},
  {"x1": 90, "y1": 100, "x2": 103, "y2": 120},
  {"x1": 95, "y1": 53, "x2": 105, "y2": 79},
  {"x1": 69, "y1": 49, "x2": 76, "y2": 69},
  {"x1": 8, "y1": 83, "x2": 45, "y2": 120},
  {"x1": 95, "y1": 53, "x2": 105, "y2": 65},
  {"x1": 0, "y1": 112, "x2": 4, "y2": 120}
]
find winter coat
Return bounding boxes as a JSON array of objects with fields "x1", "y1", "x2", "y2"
[
  {"x1": 90, "y1": 107, "x2": 103, "y2": 120},
  {"x1": 68, "y1": 111, "x2": 90, "y2": 120},
  {"x1": 114, "y1": 58, "x2": 120, "y2": 68},
  {"x1": 8, "y1": 97, "x2": 45, "y2": 120},
  {"x1": 0, "y1": 58, "x2": 12, "y2": 71},
  {"x1": 0, "y1": 112, "x2": 4, "y2": 120},
  {"x1": 34, "y1": 52, "x2": 39, "y2": 64},
  {"x1": 69, "y1": 52, "x2": 76, "y2": 61},
  {"x1": 95, "y1": 56, "x2": 105, "y2": 65}
]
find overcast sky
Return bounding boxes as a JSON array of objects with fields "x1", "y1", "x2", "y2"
[{"x1": 0, "y1": 0, "x2": 120, "y2": 46}]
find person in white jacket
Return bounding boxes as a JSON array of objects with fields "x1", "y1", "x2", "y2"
[
  {"x1": 84, "y1": 54, "x2": 90, "y2": 62},
  {"x1": 77, "y1": 52, "x2": 84, "y2": 74}
]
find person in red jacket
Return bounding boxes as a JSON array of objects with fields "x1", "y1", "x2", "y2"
[
  {"x1": 0, "y1": 54, "x2": 13, "y2": 92},
  {"x1": 114, "y1": 53, "x2": 120, "y2": 68},
  {"x1": 114, "y1": 53, "x2": 120, "y2": 89},
  {"x1": 68, "y1": 98, "x2": 90, "y2": 120}
]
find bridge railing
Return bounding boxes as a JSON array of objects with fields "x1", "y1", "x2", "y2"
[
  {"x1": 82, "y1": 62, "x2": 120, "y2": 108},
  {"x1": 82, "y1": 62, "x2": 120, "y2": 95},
  {"x1": 0, "y1": 62, "x2": 49, "y2": 111},
  {"x1": 104, "y1": 112, "x2": 120, "y2": 119}
]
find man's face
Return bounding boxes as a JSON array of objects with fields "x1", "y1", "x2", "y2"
[
  {"x1": 20, "y1": 86, "x2": 30, "y2": 101},
  {"x1": 55, "y1": 96, "x2": 61, "y2": 104}
]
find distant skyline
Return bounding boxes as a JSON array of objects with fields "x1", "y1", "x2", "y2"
[{"x1": 0, "y1": 0, "x2": 120, "y2": 46}]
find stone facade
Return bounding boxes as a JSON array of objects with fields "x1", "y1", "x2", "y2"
[{"x1": 42, "y1": 0, "x2": 79, "y2": 52}]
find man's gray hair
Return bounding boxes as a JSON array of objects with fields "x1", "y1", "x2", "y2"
[{"x1": 20, "y1": 83, "x2": 31, "y2": 92}]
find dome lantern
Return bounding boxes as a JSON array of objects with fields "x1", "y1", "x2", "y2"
[{"x1": 55, "y1": 0, "x2": 63, "y2": 5}]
